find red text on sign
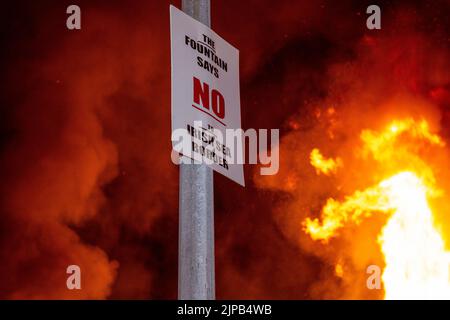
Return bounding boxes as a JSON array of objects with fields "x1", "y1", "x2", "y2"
[{"x1": 193, "y1": 77, "x2": 225, "y2": 120}]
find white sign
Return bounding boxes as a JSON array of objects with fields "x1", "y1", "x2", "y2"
[{"x1": 170, "y1": 5, "x2": 244, "y2": 186}]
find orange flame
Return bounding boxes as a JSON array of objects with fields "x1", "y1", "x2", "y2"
[
  {"x1": 310, "y1": 148, "x2": 342, "y2": 176},
  {"x1": 304, "y1": 118, "x2": 450, "y2": 299}
]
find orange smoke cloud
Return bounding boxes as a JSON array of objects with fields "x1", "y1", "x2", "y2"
[{"x1": 0, "y1": 0, "x2": 176, "y2": 298}]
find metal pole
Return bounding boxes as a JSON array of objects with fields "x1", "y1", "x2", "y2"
[{"x1": 179, "y1": 0, "x2": 214, "y2": 300}]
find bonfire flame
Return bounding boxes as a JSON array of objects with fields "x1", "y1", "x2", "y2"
[
  {"x1": 310, "y1": 148, "x2": 342, "y2": 176},
  {"x1": 304, "y1": 118, "x2": 450, "y2": 299}
]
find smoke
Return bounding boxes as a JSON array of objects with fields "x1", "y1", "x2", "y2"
[
  {"x1": 0, "y1": 0, "x2": 175, "y2": 298},
  {"x1": 0, "y1": 0, "x2": 448, "y2": 299}
]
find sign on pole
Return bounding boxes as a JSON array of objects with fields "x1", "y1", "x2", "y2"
[{"x1": 170, "y1": 5, "x2": 244, "y2": 186}]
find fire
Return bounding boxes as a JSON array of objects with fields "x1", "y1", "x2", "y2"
[
  {"x1": 304, "y1": 118, "x2": 450, "y2": 299},
  {"x1": 380, "y1": 172, "x2": 450, "y2": 299},
  {"x1": 310, "y1": 148, "x2": 342, "y2": 176}
]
